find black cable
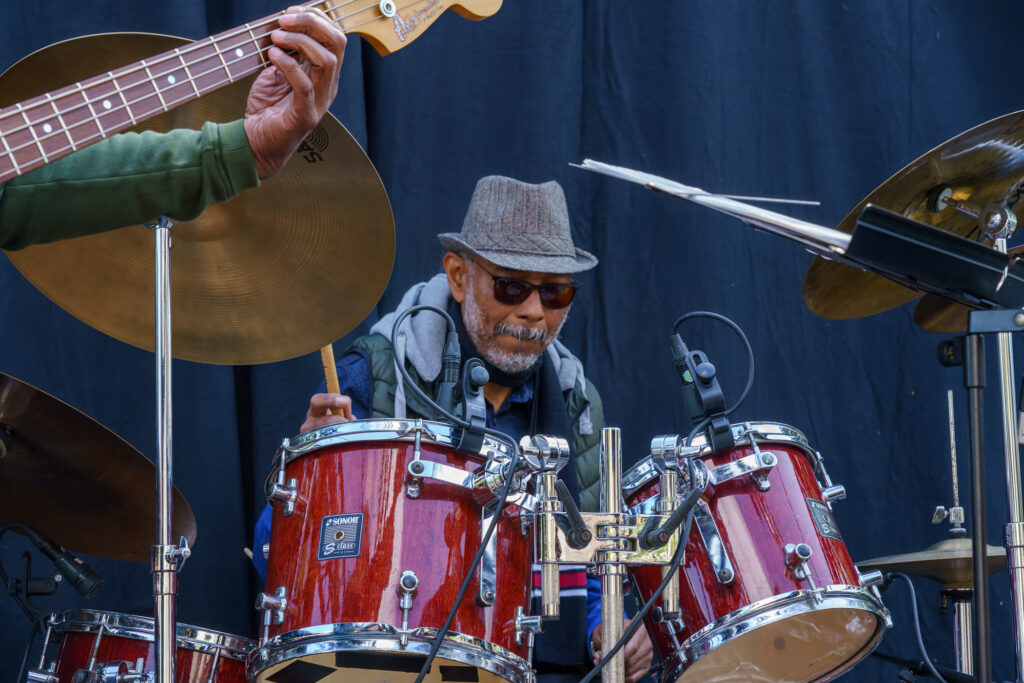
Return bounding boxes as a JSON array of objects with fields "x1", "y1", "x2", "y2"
[
  {"x1": 17, "y1": 622, "x2": 39, "y2": 683},
  {"x1": 389, "y1": 305, "x2": 519, "y2": 454},
  {"x1": 672, "y1": 312, "x2": 755, "y2": 446},
  {"x1": 888, "y1": 573, "x2": 947, "y2": 683},
  {"x1": 390, "y1": 305, "x2": 525, "y2": 682},
  {"x1": 414, "y1": 447, "x2": 522, "y2": 683},
  {"x1": 0, "y1": 525, "x2": 48, "y2": 630},
  {"x1": 580, "y1": 504, "x2": 696, "y2": 683}
]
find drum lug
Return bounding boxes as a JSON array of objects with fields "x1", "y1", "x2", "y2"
[
  {"x1": 514, "y1": 605, "x2": 544, "y2": 646},
  {"x1": 784, "y1": 542, "x2": 820, "y2": 600},
  {"x1": 694, "y1": 501, "x2": 735, "y2": 584},
  {"x1": 268, "y1": 478, "x2": 298, "y2": 516},
  {"x1": 477, "y1": 503, "x2": 498, "y2": 606},
  {"x1": 397, "y1": 570, "x2": 419, "y2": 646},
  {"x1": 26, "y1": 669, "x2": 58, "y2": 683},
  {"x1": 822, "y1": 484, "x2": 847, "y2": 508},
  {"x1": 261, "y1": 542, "x2": 271, "y2": 560},
  {"x1": 256, "y1": 586, "x2": 288, "y2": 631}
]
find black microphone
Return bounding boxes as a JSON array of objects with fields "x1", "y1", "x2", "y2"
[
  {"x1": 436, "y1": 321, "x2": 461, "y2": 415},
  {"x1": 22, "y1": 527, "x2": 102, "y2": 598}
]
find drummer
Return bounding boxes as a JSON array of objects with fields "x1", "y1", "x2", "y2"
[
  {"x1": 0, "y1": 6, "x2": 345, "y2": 249},
  {"x1": 254, "y1": 175, "x2": 654, "y2": 682}
]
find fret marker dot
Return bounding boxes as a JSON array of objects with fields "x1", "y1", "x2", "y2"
[
  {"x1": 167, "y1": 75, "x2": 176, "y2": 85},
  {"x1": 102, "y1": 100, "x2": 112, "y2": 110},
  {"x1": 235, "y1": 48, "x2": 244, "y2": 58},
  {"x1": 42, "y1": 123, "x2": 52, "y2": 134}
]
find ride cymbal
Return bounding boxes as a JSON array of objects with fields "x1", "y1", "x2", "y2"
[
  {"x1": 804, "y1": 110, "x2": 1024, "y2": 320},
  {"x1": 857, "y1": 537, "x2": 1005, "y2": 588},
  {"x1": 0, "y1": 372, "x2": 195, "y2": 561},
  {"x1": 0, "y1": 33, "x2": 394, "y2": 365}
]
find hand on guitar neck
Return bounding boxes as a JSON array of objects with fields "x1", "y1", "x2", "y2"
[{"x1": 244, "y1": 5, "x2": 347, "y2": 180}]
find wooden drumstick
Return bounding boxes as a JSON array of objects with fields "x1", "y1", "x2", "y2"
[{"x1": 320, "y1": 344, "x2": 341, "y2": 396}]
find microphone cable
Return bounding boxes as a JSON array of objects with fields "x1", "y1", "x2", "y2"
[
  {"x1": 387, "y1": 306, "x2": 528, "y2": 683},
  {"x1": 672, "y1": 311, "x2": 755, "y2": 446}
]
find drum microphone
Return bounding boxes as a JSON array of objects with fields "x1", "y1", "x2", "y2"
[
  {"x1": 437, "y1": 321, "x2": 461, "y2": 414},
  {"x1": 22, "y1": 526, "x2": 102, "y2": 598}
]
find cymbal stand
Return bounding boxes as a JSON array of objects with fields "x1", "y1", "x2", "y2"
[{"x1": 145, "y1": 217, "x2": 190, "y2": 683}]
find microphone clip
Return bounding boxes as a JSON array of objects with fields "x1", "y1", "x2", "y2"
[
  {"x1": 456, "y1": 358, "x2": 489, "y2": 453},
  {"x1": 672, "y1": 333, "x2": 734, "y2": 453}
]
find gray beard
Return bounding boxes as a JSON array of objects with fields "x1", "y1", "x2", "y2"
[{"x1": 462, "y1": 270, "x2": 569, "y2": 373}]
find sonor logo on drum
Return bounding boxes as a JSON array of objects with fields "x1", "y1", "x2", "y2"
[
  {"x1": 317, "y1": 513, "x2": 364, "y2": 560},
  {"x1": 807, "y1": 498, "x2": 843, "y2": 541}
]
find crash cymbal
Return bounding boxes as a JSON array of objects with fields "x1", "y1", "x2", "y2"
[
  {"x1": 804, "y1": 110, "x2": 1024, "y2": 320},
  {"x1": 857, "y1": 537, "x2": 1006, "y2": 588},
  {"x1": 0, "y1": 33, "x2": 394, "y2": 365},
  {"x1": 912, "y1": 245, "x2": 1024, "y2": 333},
  {"x1": 0, "y1": 372, "x2": 195, "y2": 561}
]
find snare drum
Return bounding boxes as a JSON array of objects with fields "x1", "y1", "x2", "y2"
[
  {"x1": 625, "y1": 422, "x2": 889, "y2": 682},
  {"x1": 250, "y1": 419, "x2": 534, "y2": 683},
  {"x1": 28, "y1": 609, "x2": 251, "y2": 682}
]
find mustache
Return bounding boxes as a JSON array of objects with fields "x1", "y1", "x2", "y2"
[{"x1": 493, "y1": 323, "x2": 547, "y2": 342}]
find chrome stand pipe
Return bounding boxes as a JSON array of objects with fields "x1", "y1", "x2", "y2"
[
  {"x1": 599, "y1": 427, "x2": 625, "y2": 683},
  {"x1": 151, "y1": 217, "x2": 176, "y2": 683},
  {"x1": 538, "y1": 469, "x2": 561, "y2": 620},
  {"x1": 953, "y1": 590, "x2": 975, "y2": 675},
  {"x1": 994, "y1": 237, "x2": 1024, "y2": 683}
]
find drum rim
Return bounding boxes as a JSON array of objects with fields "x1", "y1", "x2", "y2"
[
  {"x1": 276, "y1": 418, "x2": 516, "y2": 469},
  {"x1": 246, "y1": 622, "x2": 530, "y2": 682},
  {"x1": 664, "y1": 585, "x2": 887, "y2": 681},
  {"x1": 623, "y1": 421, "x2": 815, "y2": 496},
  {"x1": 51, "y1": 608, "x2": 254, "y2": 660}
]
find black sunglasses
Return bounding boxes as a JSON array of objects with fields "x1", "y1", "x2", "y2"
[{"x1": 474, "y1": 262, "x2": 578, "y2": 309}]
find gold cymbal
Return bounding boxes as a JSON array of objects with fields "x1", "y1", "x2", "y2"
[
  {"x1": 0, "y1": 372, "x2": 195, "y2": 561},
  {"x1": 0, "y1": 33, "x2": 394, "y2": 365},
  {"x1": 912, "y1": 245, "x2": 1024, "y2": 333},
  {"x1": 804, "y1": 110, "x2": 1024, "y2": 319},
  {"x1": 857, "y1": 537, "x2": 1006, "y2": 589}
]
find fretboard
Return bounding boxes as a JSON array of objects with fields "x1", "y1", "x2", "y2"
[{"x1": 0, "y1": 0, "x2": 355, "y2": 185}]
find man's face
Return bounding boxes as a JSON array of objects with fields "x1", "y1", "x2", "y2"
[{"x1": 444, "y1": 252, "x2": 574, "y2": 373}]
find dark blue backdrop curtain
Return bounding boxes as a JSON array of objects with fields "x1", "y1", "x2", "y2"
[{"x1": 2, "y1": 1, "x2": 1023, "y2": 680}]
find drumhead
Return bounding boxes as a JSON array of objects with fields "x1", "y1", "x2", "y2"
[
  {"x1": 678, "y1": 601, "x2": 884, "y2": 682},
  {"x1": 52, "y1": 609, "x2": 253, "y2": 660},
  {"x1": 276, "y1": 418, "x2": 518, "y2": 469}
]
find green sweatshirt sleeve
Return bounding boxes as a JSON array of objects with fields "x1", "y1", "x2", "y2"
[{"x1": 0, "y1": 119, "x2": 260, "y2": 250}]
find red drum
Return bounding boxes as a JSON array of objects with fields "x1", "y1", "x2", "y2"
[
  {"x1": 250, "y1": 419, "x2": 534, "y2": 683},
  {"x1": 28, "y1": 609, "x2": 251, "y2": 682},
  {"x1": 624, "y1": 422, "x2": 889, "y2": 682}
]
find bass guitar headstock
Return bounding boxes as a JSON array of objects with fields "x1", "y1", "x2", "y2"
[{"x1": 333, "y1": 0, "x2": 502, "y2": 56}]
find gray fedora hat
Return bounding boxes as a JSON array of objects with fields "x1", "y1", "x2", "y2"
[{"x1": 438, "y1": 175, "x2": 598, "y2": 274}]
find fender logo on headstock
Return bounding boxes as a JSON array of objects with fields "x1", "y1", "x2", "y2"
[{"x1": 393, "y1": 0, "x2": 445, "y2": 42}]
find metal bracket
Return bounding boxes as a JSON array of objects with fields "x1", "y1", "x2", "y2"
[
  {"x1": 478, "y1": 504, "x2": 497, "y2": 606},
  {"x1": 707, "y1": 442, "x2": 776, "y2": 490},
  {"x1": 694, "y1": 501, "x2": 734, "y2": 584}
]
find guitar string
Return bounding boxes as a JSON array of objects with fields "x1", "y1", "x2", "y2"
[
  {"x1": 0, "y1": 0, "x2": 382, "y2": 154},
  {"x1": 0, "y1": 0, "x2": 426, "y2": 169}
]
